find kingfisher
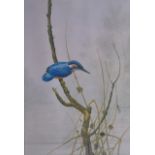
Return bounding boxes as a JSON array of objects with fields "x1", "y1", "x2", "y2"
[{"x1": 42, "y1": 60, "x2": 90, "y2": 81}]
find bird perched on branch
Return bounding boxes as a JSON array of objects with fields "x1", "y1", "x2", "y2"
[{"x1": 42, "y1": 60, "x2": 90, "y2": 81}]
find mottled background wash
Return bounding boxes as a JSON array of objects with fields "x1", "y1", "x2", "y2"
[{"x1": 25, "y1": 0, "x2": 129, "y2": 155}]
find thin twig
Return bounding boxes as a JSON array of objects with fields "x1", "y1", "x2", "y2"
[
  {"x1": 90, "y1": 82, "x2": 115, "y2": 136},
  {"x1": 47, "y1": 135, "x2": 81, "y2": 155},
  {"x1": 96, "y1": 50, "x2": 106, "y2": 104},
  {"x1": 90, "y1": 44, "x2": 121, "y2": 136},
  {"x1": 65, "y1": 22, "x2": 88, "y2": 107}
]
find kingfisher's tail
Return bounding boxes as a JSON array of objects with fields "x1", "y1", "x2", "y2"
[{"x1": 42, "y1": 73, "x2": 54, "y2": 82}]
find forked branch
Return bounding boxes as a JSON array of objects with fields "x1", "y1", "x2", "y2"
[{"x1": 47, "y1": 0, "x2": 93, "y2": 154}]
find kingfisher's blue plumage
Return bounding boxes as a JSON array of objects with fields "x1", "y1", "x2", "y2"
[{"x1": 42, "y1": 60, "x2": 89, "y2": 81}]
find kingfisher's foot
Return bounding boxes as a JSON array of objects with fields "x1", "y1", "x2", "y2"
[{"x1": 56, "y1": 77, "x2": 63, "y2": 80}]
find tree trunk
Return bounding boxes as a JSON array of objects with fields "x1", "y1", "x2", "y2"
[{"x1": 85, "y1": 136, "x2": 93, "y2": 155}]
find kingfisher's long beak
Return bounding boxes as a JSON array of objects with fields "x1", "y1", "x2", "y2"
[{"x1": 81, "y1": 68, "x2": 90, "y2": 74}]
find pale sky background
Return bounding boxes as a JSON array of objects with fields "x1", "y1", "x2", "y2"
[{"x1": 25, "y1": 0, "x2": 129, "y2": 155}]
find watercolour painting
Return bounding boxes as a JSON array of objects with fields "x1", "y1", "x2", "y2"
[{"x1": 25, "y1": 0, "x2": 130, "y2": 155}]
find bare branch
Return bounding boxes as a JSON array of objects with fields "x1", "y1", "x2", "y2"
[
  {"x1": 58, "y1": 79, "x2": 86, "y2": 114},
  {"x1": 52, "y1": 88, "x2": 72, "y2": 107},
  {"x1": 47, "y1": 0, "x2": 58, "y2": 63},
  {"x1": 46, "y1": 1, "x2": 93, "y2": 154},
  {"x1": 47, "y1": 0, "x2": 87, "y2": 115}
]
